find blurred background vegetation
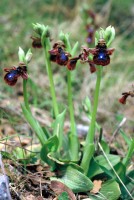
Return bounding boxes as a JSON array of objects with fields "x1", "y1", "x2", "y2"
[{"x1": 0, "y1": 0, "x2": 134, "y2": 145}]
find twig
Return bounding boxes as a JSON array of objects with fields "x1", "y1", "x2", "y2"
[{"x1": 110, "y1": 117, "x2": 127, "y2": 143}]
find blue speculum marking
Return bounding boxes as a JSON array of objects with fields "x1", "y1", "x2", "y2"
[
  {"x1": 6, "y1": 70, "x2": 18, "y2": 80},
  {"x1": 98, "y1": 52, "x2": 107, "y2": 61},
  {"x1": 60, "y1": 53, "x2": 68, "y2": 61}
]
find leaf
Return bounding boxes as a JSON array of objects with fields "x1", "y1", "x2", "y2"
[
  {"x1": 88, "y1": 154, "x2": 120, "y2": 178},
  {"x1": 42, "y1": 126, "x2": 51, "y2": 139},
  {"x1": 58, "y1": 192, "x2": 70, "y2": 200},
  {"x1": 71, "y1": 41, "x2": 79, "y2": 56},
  {"x1": 40, "y1": 135, "x2": 59, "y2": 169},
  {"x1": 21, "y1": 104, "x2": 47, "y2": 145},
  {"x1": 48, "y1": 152, "x2": 70, "y2": 164},
  {"x1": 94, "y1": 161, "x2": 126, "y2": 181},
  {"x1": 95, "y1": 154, "x2": 120, "y2": 169},
  {"x1": 51, "y1": 181, "x2": 76, "y2": 200},
  {"x1": 99, "y1": 179, "x2": 121, "y2": 200},
  {"x1": 81, "y1": 143, "x2": 95, "y2": 175},
  {"x1": 120, "y1": 170, "x2": 134, "y2": 199},
  {"x1": 95, "y1": 31, "x2": 99, "y2": 46},
  {"x1": 100, "y1": 140, "x2": 110, "y2": 154},
  {"x1": 123, "y1": 138, "x2": 134, "y2": 167},
  {"x1": 114, "y1": 162, "x2": 126, "y2": 181},
  {"x1": 82, "y1": 96, "x2": 92, "y2": 114},
  {"x1": 88, "y1": 180, "x2": 121, "y2": 200},
  {"x1": 119, "y1": 129, "x2": 131, "y2": 146},
  {"x1": 53, "y1": 109, "x2": 66, "y2": 150},
  {"x1": 51, "y1": 164, "x2": 93, "y2": 193}
]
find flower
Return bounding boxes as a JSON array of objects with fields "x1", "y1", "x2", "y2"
[
  {"x1": 31, "y1": 36, "x2": 42, "y2": 48},
  {"x1": 119, "y1": 91, "x2": 134, "y2": 104},
  {"x1": 4, "y1": 62, "x2": 28, "y2": 86},
  {"x1": 49, "y1": 42, "x2": 71, "y2": 66},
  {"x1": 86, "y1": 25, "x2": 95, "y2": 44},
  {"x1": 88, "y1": 38, "x2": 115, "y2": 66}
]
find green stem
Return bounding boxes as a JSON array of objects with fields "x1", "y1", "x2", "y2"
[
  {"x1": 67, "y1": 70, "x2": 76, "y2": 135},
  {"x1": 81, "y1": 66, "x2": 102, "y2": 174},
  {"x1": 65, "y1": 40, "x2": 79, "y2": 161},
  {"x1": 23, "y1": 79, "x2": 31, "y2": 112},
  {"x1": 43, "y1": 38, "x2": 59, "y2": 118},
  {"x1": 67, "y1": 69, "x2": 79, "y2": 160}
]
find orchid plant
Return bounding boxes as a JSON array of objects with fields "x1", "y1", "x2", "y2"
[{"x1": 3, "y1": 24, "x2": 134, "y2": 200}]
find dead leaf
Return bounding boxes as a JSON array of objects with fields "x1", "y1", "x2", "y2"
[
  {"x1": 21, "y1": 194, "x2": 44, "y2": 200},
  {"x1": 36, "y1": 165, "x2": 43, "y2": 172},
  {"x1": 90, "y1": 180, "x2": 102, "y2": 194},
  {"x1": 51, "y1": 180, "x2": 76, "y2": 200}
]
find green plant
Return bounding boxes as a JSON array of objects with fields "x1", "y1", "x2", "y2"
[{"x1": 3, "y1": 24, "x2": 134, "y2": 200}]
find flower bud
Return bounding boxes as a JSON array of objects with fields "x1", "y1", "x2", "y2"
[
  {"x1": 104, "y1": 26, "x2": 115, "y2": 47},
  {"x1": 18, "y1": 47, "x2": 25, "y2": 62},
  {"x1": 25, "y1": 49, "x2": 33, "y2": 63}
]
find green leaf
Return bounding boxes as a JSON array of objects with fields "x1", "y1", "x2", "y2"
[
  {"x1": 95, "y1": 154, "x2": 120, "y2": 169},
  {"x1": 71, "y1": 41, "x2": 79, "y2": 56},
  {"x1": 114, "y1": 162, "x2": 126, "y2": 182},
  {"x1": 88, "y1": 180, "x2": 121, "y2": 200},
  {"x1": 47, "y1": 152, "x2": 67, "y2": 165},
  {"x1": 53, "y1": 109, "x2": 66, "y2": 150},
  {"x1": 95, "y1": 31, "x2": 100, "y2": 46},
  {"x1": 21, "y1": 104, "x2": 47, "y2": 145},
  {"x1": 13, "y1": 147, "x2": 25, "y2": 160},
  {"x1": 119, "y1": 129, "x2": 131, "y2": 146},
  {"x1": 51, "y1": 164, "x2": 93, "y2": 193},
  {"x1": 100, "y1": 179, "x2": 121, "y2": 200},
  {"x1": 1, "y1": 151, "x2": 13, "y2": 160},
  {"x1": 40, "y1": 135, "x2": 59, "y2": 169},
  {"x1": 81, "y1": 143, "x2": 95, "y2": 174},
  {"x1": 123, "y1": 138, "x2": 134, "y2": 167},
  {"x1": 120, "y1": 170, "x2": 134, "y2": 199},
  {"x1": 88, "y1": 154, "x2": 120, "y2": 178},
  {"x1": 82, "y1": 96, "x2": 92, "y2": 114},
  {"x1": 58, "y1": 192, "x2": 69, "y2": 200},
  {"x1": 42, "y1": 127, "x2": 51, "y2": 139},
  {"x1": 100, "y1": 140, "x2": 110, "y2": 154}
]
